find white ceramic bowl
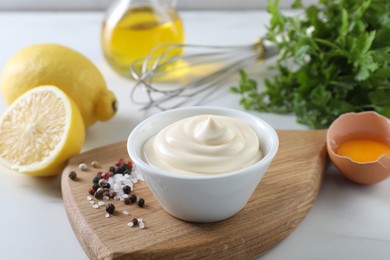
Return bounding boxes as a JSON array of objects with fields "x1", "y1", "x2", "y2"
[{"x1": 127, "y1": 106, "x2": 279, "y2": 222}]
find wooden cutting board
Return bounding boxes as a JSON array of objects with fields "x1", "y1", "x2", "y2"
[{"x1": 61, "y1": 130, "x2": 328, "y2": 259}]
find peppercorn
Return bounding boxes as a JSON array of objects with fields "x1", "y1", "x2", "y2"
[
  {"x1": 92, "y1": 183, "x2": 100, "y2": 192},
  {"x1": 115, "y1": 158, "x2": 124, "y2": 167},
  {"x1": 88, "y1": 188, "x2": 95, "y2": 195},
  {"x1": 102, "y1": 183, "x2": 111, "y2": 189},
  {"x1": 131, "y1": 218, "x2": 138, "y2": 226},
  {"x1": 79, "y1": 163, "x2": 88, "y2": 171},
  {"x1": 106, "y1": 203, "x2": 115, "y2": 214},
  {"x1": 137, "y1": 198, "x2": 145, "y2": 207},
  {"x1": 91, "y1": 161, "x2": 100, "y2": 168},
  {"x1": 122, "y1": 185, "x2": 131, "y2": 194},
  {"x1": 102, "y1": 172, "x2": 110, "y2": 180},
  {"x1": 68, "y1": 171, "x2": 77, "y2": 181},
  {"x1": 108, "y1": 192, "x2": 116, "y2": 199},
  {"x1": 94, "y1": 188, "x2": 104, "y2": 200},
  {"x1": 123, "y1": 169, "x2": 131, "y2": 175},
  {"x1": 118, "y1": 163, "x2": 131, "y2": 174},
  {"x1": 109, "y1": 166, "x2": 115, "y2": 173},
  {"x1": 127, "y1": 161, "x2": 133, "y2": 168},
  {"x1": 92, "y1": 176, "x2": 101, "y2": 184},
  {"x1": 123, "y1": 197, "x2": 129, "y2": 205},
  {"x1": 129, "y1": 194, "x2": 137, "y2": 203},
  {"x1": 98, "y1": 178, "x2": 107, "y2": 186},
  {"x1": 103, "y1": 190, "x2": 110, "y2": 197}
]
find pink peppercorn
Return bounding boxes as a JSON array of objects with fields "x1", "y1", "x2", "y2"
[
  {"x1": 102, "y1": 172, "x2": 110, "y2": 180},
  {"x1": 115, "y1": 158, "x2": 124, "y2": 167},
  {"x1": 88, "y1": 188, "x2": 95, "y2": 195}
]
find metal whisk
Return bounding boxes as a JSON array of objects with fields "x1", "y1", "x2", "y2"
[{"x1": 130, "y1": 38, "x2": 278, "y2": 111}]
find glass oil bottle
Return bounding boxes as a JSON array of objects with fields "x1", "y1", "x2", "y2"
[{"x1": 101, "y1": 0, "x2": 185, "y2": 77}]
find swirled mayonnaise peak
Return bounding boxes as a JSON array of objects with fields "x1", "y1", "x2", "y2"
[{"x1": 143, "y1": 115, "x2": 263, "y2": 175}]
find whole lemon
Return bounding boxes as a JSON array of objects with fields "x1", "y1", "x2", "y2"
[{"x1": 0, "y1": 43, "x2": 117, "y2": 128}]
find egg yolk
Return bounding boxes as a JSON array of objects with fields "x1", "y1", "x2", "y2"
[{"x1": 336, "y1": 138, "x2": 390, "y2": 163}]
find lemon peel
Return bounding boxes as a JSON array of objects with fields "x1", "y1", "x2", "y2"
[{"x1": 0, "y1": 43, "x2": 117, "y2": 128}]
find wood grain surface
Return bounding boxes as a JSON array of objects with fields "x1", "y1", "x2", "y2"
[{"x1": 61, "y1": 129, "x2": 328, "y2": 259}]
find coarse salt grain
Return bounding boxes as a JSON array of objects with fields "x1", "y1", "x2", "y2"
[
  {"x1": 87, "y1": 196, "x2": 92, "y2": 201},
  {"x1": 98, "y1": 201, "x2": 105, "y2": 206},
  {"x1": 93, "y1": 204, "x2": 99, "y2": 209},
  {"x1": 103, "y1": 196, "x2": 109, "y2": 200},
  {"x1": 127, "y1": 222, "x2": 134, "y2": 227},
  {"x1": 133, "y1": 166, "x2": 144, "y2": 181},
  {"x1": 113, "y1": 183, "x2": 121, "y2": 192},
  {"x1": 139, "y1": 222, "x2": 145, "y2": 229},
  {"x1": 105, "y1": 213, "x2": 110, "y2": 218},
  {"x1": 89, "y1": 200, "x2": 95, "y2": 205},
  {"x1": 123, "y1": 210, "x2": 129, "y2": 215}
]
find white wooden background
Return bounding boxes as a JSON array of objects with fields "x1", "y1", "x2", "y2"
[{"x1": 0, "y1": 0, "x2": 318, "y2": 11}]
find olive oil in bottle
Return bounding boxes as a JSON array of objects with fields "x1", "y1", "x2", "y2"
[{"x1": 101, "y1": 1, "x2": 184, "y2": 77}]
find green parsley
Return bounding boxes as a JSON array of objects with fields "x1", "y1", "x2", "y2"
[{"x1": 231, "y1": 0, "x2": 390, "y2": 129}]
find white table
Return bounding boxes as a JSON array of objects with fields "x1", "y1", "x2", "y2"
[{"x1": 0, "y1": 10, "x2": 389, "y2": 260}]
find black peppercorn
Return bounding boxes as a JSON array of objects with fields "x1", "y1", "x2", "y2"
[
  {"x1": 106, "y1": 203, "x2": 115, "y2": 214},
  {"x1": 92, "y1": 176, "x2": 101, "y2": 184},
  {"x1": 109, "y1": 191, "x2": 117, "y2": 199},
  {"x1": 68, "y1": 171, "x2": 77, "y2": 181},
  {"x1": 109, "y1": 166, "x2": 115, "y2": 173},
  {"x1": 114, "y1": 167, "x2": 121, "y2": 174},
  {"x1": 129, "y1": 194, "x2": 137, "y2": 203},
  {"x1": 117, "y1": 163, "x2": 131, "y2": 174},
  {"x1": 122, "y1": 185, "x2": 131, "y2": 194},
  {"x1": 124, "y1": 197, "x2": 131, "y2": 205},
  {"x1": 137, "y1": 198, "x2": 145, "y2": 208},
  {"x1": 131, "y1": 218, "x2": 138, "y2": 226},
  {"x1": 102, "y1": 183, "x2": 111, "y2": 189},
  {"x1": 92, "y1": 183, "x2": 100, "y2": 192}
]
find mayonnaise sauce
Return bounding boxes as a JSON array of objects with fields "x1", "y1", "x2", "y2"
[{"x1": 143, "y1": 115, "x2": 263, "y2": 175}]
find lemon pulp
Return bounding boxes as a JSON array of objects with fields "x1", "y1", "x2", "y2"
[{"x1": 0, "y1": 86, "x2": 85, "y2": 176}]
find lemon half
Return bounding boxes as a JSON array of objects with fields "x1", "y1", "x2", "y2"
[{"x1": 0, "y1": 86, "x2": 85, "y2": 176}]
